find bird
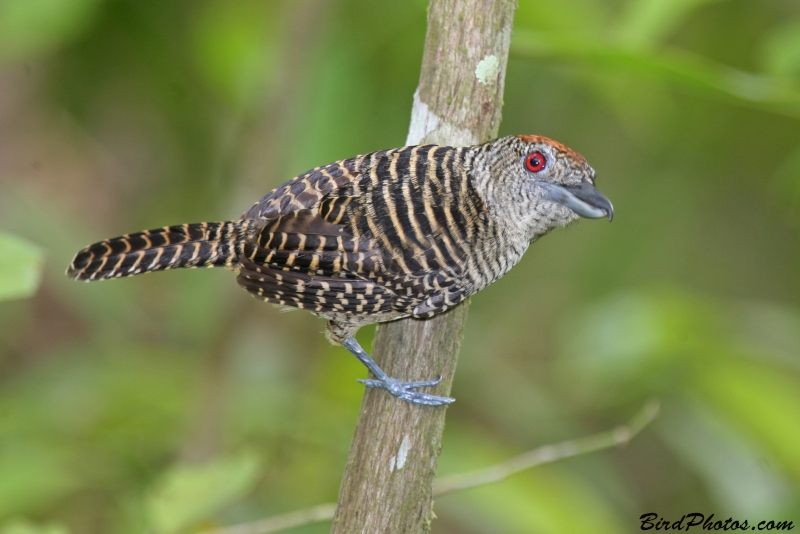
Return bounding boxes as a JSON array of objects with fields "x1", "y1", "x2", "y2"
[{"x1": 67, "y1": 134, "x2": 613, "y2": 407}]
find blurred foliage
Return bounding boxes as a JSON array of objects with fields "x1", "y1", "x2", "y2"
[
  {"x1": 0, "y1": 0, "x2": 799, "y2": 532},
  {"x1": 0, "y1": 520, "x2": 70, "y2": 534},
  {"x1": 0, "y1": 232, "x2": 43, "y2": 301},
  {"x1": 146, "y1": 451, "x2": 260, "y2": 533},
  {"x1": 0, "y1": 0, "x2": 103, "y2": 65},
  {"x1": 190, "y1": 0, "x2": 280, "y2": 111}
]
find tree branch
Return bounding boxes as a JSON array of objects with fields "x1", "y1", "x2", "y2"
[
  {"x1": 196, "y1": 401, "x2": 660, "y2": 534},
  {"x1": 329, "y1": 1, "x2": 518, "y2": 532},
  {"x1": 434, "y1": 399, "x2": 660, "y2": 496}
]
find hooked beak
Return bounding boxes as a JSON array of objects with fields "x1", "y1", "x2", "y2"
[{"x1": 537, "y1": 179, "x2": 614, "y2": 221}]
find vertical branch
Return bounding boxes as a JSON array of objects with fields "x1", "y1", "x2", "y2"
[{"x1": 331, "y1": 1, "x2": 518, "y2": 533}]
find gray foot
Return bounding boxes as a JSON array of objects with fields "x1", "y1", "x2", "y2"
[
  {"x1": 342, "y1": 337, "x2": 455, "y2": 407},
  {"x1": 358, "y1": 376, "x2": 454, "y2": 406}
]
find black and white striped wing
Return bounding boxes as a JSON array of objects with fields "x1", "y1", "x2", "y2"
[
  {"x1": 329, "y1": 145, "x2": 484, "y2": 317},
  {"x1": 236, "y1": 209, "x2": 397, "y2": 314},
  {"x1": 236, "y1": 145, "x2": 485, "y2": 318}
]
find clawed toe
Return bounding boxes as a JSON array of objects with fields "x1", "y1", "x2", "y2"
[
  {"x1": 358, "y1": 376, "x2": 454, "y2": 406},
  {"x1": 343, "y1": 337, "x2": 455, "y2": 406},
  {"x1": 402, "y1": 376, "x2": 443, "y2": 388}
]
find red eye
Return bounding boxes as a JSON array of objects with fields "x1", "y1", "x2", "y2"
[{"x1": 525, "y1": 151, "x2": 546, "y2": 173}]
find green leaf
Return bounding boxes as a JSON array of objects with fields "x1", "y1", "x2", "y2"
[
  {"x1": 695, "y1": 358, "x2": 800, "y2": 479},
  {"x1": 511, "y1": 29, "x2": 800, "y2": 119},
  {"x1": 615, "y1": 0, "x2": 730, "y2": 45},
  {"x1": 761, "y1": 22, "x2": 800, "y2": 78},
  {"x1": 146, "y1": 451, "x2": 261, "y2": 534},
  {"x1": 0, "y1": 0, "x2": 104, "y2": 64},
  {"x1": 558, "y1": 290, "x2": 725, "y2": 398},
  {"x1": 658, "y1": 400, "x2": 791, "y2": 514},
  {"x1": 0, "y1": 232, "x2": 44, "y2": 302}
]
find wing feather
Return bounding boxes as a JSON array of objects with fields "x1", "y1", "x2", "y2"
[{"x1": 237, "y1": 146, "x2": 480, "y2": 318}]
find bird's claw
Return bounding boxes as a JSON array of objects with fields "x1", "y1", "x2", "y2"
[{"x1": 358, "y1": 375, "x2": 454, "y2": 406}]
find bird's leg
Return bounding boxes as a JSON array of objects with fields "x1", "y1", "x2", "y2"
[{"x1": 341, "y1": 337, "x2": 455, "y2": 407}]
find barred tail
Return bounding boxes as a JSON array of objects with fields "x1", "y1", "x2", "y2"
[{"x1": 67, "y1": 220, "x2": 257, "y2": 281}]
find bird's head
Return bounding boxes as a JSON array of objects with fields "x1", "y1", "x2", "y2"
[{"x1": 475, "y1": 135, "x2": 613, "y2": 239}]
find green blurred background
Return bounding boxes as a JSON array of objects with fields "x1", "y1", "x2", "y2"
[{"x1": 1, "y1": 0, "x2": 799, "y2": 532}]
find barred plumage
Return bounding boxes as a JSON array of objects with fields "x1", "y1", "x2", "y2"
[
  {"x1": 67, "y1": 135, "x2": 613, "y2": 406},
  {"x1": 68, "y1": 221, "x2": 258, "y2": 281}
]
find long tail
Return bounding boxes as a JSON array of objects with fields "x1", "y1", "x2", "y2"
[{"x1": 67, "y1": 220, "x2": 258, "y2": 281}]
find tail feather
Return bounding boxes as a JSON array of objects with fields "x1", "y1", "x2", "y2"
[{"x1": 67, "y1": 220, "x2": 256, "y2": 281}]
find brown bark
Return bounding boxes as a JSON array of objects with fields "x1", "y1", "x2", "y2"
[{"x1": 331, "y1": 1, "x2": 518, "y2": 533}]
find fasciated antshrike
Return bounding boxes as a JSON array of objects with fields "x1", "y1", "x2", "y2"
[{"x1": 67, "y1": 135, "x2": 613, "y2": 406}]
